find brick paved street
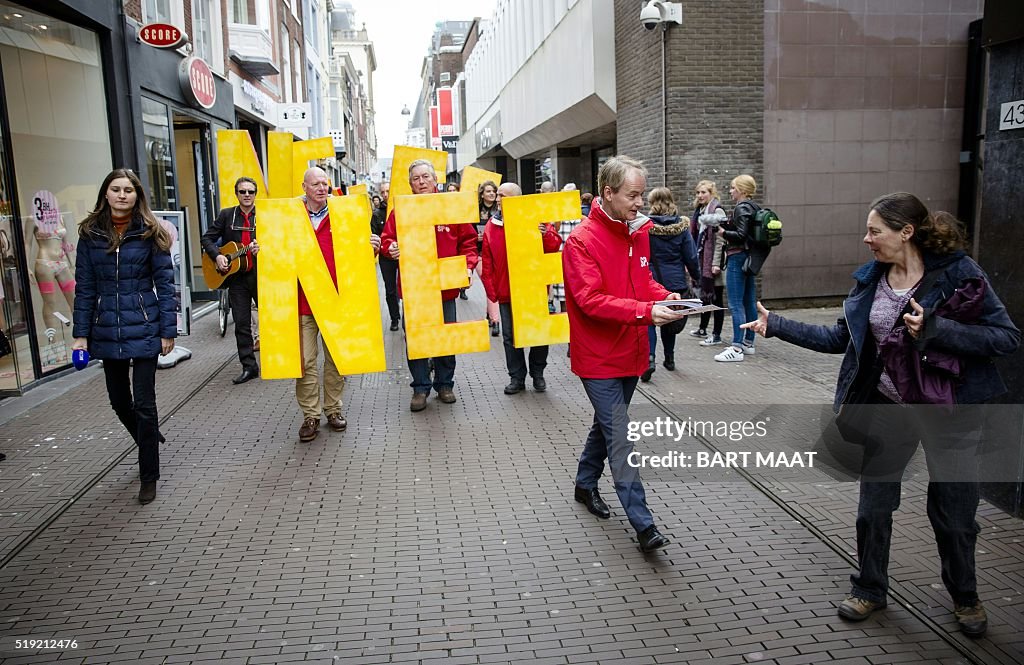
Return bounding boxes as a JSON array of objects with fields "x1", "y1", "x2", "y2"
[{"x1": 0, "y1": 281, "x2": 1021, "y2": 664}]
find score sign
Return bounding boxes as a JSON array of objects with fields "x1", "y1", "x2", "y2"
[
  {"x1": 139, "y1": 23, "x2": 188, "y2": 49},
  {"x1": 999, "y1": 100, "x2": 1024, "y2": 131},
  {"x1": 178, "y1": 56, "x2": 216, "y2": 109}
]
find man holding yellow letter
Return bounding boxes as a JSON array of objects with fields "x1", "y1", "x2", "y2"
[
  {"x1": 481, "y1": 182, "x2": 562, "y2": 395},
  {"x1": 295, "y1": 167, "x2": 381, "y2": 442},
  {"x1": 379, "y1": 160, "x2": 478, "y2": 412}
]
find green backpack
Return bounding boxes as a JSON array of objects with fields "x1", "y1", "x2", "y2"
[{"x1": 748, "y1": 205, "x2": 783, "y2": 248}]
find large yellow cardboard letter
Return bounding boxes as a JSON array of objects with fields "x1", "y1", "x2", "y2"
[
  {"x1": 460, "y1": 165, "x2": 502, "y2": 194},
  {"x1": 387, "y1": 146, "x2": 448, "y2": 218},
  {"x1": 216, "y1": 130, "x2": 268, "y2": 207},
  {"x1": 501, "y1": 192, "x2": 580, "y2": 347},
  {"x1": 257, "y1": 196, "x2": 385, "y2": 378},
  {"x1": 395, "y1": 191, "x2": 488, "y2": 359}
]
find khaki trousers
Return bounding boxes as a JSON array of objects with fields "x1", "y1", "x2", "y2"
[{"x1": 296, "y1": 315, "x2": 345, "y2": 419}]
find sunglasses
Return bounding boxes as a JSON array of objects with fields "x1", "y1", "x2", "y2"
[{"x1": 237, "y1": 189, "x2": 257, "y2": 195}]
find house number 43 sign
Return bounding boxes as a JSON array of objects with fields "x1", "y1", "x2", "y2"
[{"x1": 999, "y1": 100, "x2": 1024, "y2": 131}]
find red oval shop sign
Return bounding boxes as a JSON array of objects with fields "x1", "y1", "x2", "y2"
[
  {"x1": 179, "y1": 56, "x2": 216, "y2": 110},
  {"x1": 139, "y1": 23, "x2": 187, "y2": 49}
]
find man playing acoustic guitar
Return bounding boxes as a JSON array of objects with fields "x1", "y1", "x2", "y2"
[{"x1": 202, "y1": 176, "x2": 260, "y2": 384}]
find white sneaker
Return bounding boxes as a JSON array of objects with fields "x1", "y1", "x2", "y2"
[
  {"x1": 742, "y1": 343, "x2": 756, "y2": 355},
  {"x1": 714, "y1": 346, "x2": 745, "y2": 362},
  {"x1": 699, "y1": 335, "x2": 723, "y2": 346}
]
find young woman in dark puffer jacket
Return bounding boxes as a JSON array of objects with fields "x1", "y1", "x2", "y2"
[{"x1": 72, "y1": 169, "x2": 176, "y2": 505}]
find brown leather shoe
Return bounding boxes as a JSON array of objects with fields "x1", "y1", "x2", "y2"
[
  {"x1": 410, "y1": 393, "x2": 428, "y2": 412},
  {"x1": 326, "y1": 414, "x2": 347, "y2": 431},
  {"x1": 298, "y1": 417, "x2": 320, "y2": 442},
  {"x1": 437, "y1": 388, "x2": 456, "y2": 404}
]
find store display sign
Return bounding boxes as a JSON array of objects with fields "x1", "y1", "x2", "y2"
[
  {"x1": 139, "y1": 23, "x2": 188, "y2": 49},
  {"x1": 429, "y1": 106, "x2": 441, "y2": 149},
  {"x1": 179, "y1": 56, "x2": 216, "y2": 110},
  {"x1": 152, "y1": 210, "x2": 191, "y2": 336},
  {"x1": 279, "y1": 103, "x2": 312, "y2": 128},
  {"x1": 437, "y1": 87, "x2": 456, "y2": 136}
]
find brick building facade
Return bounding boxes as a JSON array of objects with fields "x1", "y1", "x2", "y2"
[{"x1": 615, "y1": 0, "x2": 980, "y2": 300}]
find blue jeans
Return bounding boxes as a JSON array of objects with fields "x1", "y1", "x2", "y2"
[
  {"x1": 575, "y1": 377, "x2": 654, "y2": 533},
  {"x1": 726, "y1": 251, "x2": 756, "y2": 347},
  {"x1": 851, "y1": 400, "x2": 981, "y2": 606},
  {"x1": 406, "y1": 298, "x2": 457, "y2": 394}
]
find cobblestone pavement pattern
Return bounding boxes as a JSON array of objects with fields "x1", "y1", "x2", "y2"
[{"x1": 0, "y1": 280, "x2": 1020, "y2": 664}]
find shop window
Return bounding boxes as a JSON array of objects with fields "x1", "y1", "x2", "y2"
[
  {"x1": 0, "y1": 1, "x2": 114, "y2": 377},
  {"x1": 192, "y1": 0, "x2": 224, "y2": 74},
  {"x1": 229, "y1": 0, "x2": 268, "y2": 26},
  {"x1": 143, "y1": 0, "x2": 186, "y2": 27},
  {"x1": 142, "y1": 98, "x2": 176, "y2": 211}
]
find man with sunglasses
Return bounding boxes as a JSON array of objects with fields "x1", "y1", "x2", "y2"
[{"x1": 202, "y1": 176, "x2": 261, "y2": 384}]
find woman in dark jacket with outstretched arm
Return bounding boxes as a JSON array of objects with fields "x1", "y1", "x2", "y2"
[
  {"x1": 742, "y1": 192, "x2": 1019, "y2": 638},
  {"x1": 72, "y1": 169, "x2": 176, "y2": 505}
]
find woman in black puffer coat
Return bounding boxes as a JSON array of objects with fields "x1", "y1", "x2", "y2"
[
  {"x1": 72, "y1": 169, "x2": 176, "y2": 505},
  {"x1": 642, "y1": 187, "x2": 700, "y2": 381}
]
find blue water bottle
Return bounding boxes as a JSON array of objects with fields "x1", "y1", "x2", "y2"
[{"x1": 72, "y1": 349, "x2": 90, "y2": 370}]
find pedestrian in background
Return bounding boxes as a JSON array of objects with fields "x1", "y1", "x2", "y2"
[
  {"x1": 742, "y1": 192, "x2": 1020, "y2": 637},
  {"x1": 372, "y1": 182, "x2": 400, "y2": 331},
  {"x1": 476, "y1": 180, "x2": 500, "y2": 328},
  {"x1": 687, "y1": 179, "x2": 727, "y2": 345},
  {"x1": 72, "y1": 168, "x2": 176, "y2": 505},
  {"x1": 563, "y1": 155, "x2": 686, "y2": 553},
  {"x1": 642, "y1": 186, "x2": 700, "y2": 381},
  {"x1": 715, "y1": 174, "x2": 760, "y2": 362}
]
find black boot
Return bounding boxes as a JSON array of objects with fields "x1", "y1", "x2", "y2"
[
  {"x1": 640, "y1": 355, "x2": 655, "y2": 382},
  {"x1": 663, "y1": 355, "x2": 675, "y2": 371}
]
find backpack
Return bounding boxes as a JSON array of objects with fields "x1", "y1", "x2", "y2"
[{"x1": 743, "y1": 202, "x2": 783, "y2": 248}]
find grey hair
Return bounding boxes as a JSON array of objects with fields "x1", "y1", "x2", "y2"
[
  {"x1": 408, "y1": 159, "x2": 437, "y2": 181},
  {"x1": 598, "y1": 156, "x2": 647, "y2": 196}
]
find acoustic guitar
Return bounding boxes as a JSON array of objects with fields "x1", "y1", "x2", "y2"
[{"x1": 202, "y1": 241, "x2": 253, "y2": 290}]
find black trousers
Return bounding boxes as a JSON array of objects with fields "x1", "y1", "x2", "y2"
[
  {"x1": 103, "y1": 357, "x2": 160, "y2": 482},
  {"x1": 498, "y1": 302, "x2": 548, "y2": 381},
  {"x1": 229, "y1": 270, "x2": 258, "y2": 370},
  {"x1": 379, "y1": 257, "x2": 400, "y2": 323}
]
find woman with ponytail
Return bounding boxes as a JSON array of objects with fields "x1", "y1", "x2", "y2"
[
  {"x1": 742, "y1": 192, "x2": 1019, "y2": 637},
  {"x1": 72, "y1": 169, "x2": 176, "y2": 505}
]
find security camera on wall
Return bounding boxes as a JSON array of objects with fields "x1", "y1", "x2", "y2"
[{"x1": 640, "y1": 1, "x2": 683, "y2": 31}]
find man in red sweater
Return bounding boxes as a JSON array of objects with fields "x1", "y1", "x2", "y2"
[
  {"x1": 562, "y1": 156, "x2": 686, "y2": 553},
  {"x1": 296, "y1": 167, "x2": 381, "y2": 442},
  {"x1": 379, "y1": 160, "x2": 479, "y2": 412},
  {"x1": 481, "y1": 182, "x2": 562, "y2": 394}
]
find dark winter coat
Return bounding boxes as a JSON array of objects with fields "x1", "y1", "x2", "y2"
[
  {"x1": 765, "y1": 251, "x2": 1019, "y2": 410},
  {"x1": 72, "y1": 217, "x2": 177, "y2": 360},
  {"x1": 647, "y1": 215, "x2": 700, "y2": 294}
]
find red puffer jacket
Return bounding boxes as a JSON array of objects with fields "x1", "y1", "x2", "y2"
[
  {"x1": 481, "y1": 219, "x2": 562, "y2": 304},
  {"x1": 380, "y1": 209, "x2": 479, "y2": 301},
  {"x1": 563, "y1": 200, "x2": 671, "y2": 379}
]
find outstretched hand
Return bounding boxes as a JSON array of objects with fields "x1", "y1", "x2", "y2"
[
  {"x1": 740, "y1": 301, "x2": 770, "y2": 337},
  {"x1": 651, "y1": 304, "x2": 686, "y2": 326}
]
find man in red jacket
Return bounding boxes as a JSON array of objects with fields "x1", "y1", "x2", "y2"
[
  {"x1": 379, "y1": 160, "x2": 479, "y2": 412},
  {"x1": 296, "y1": 167, "x2": 381, "y2": 442},
  {"x1": 481, "y1": 182, "x2": 562, "y2": 394},
  {"x1": 563, "y1": 155, "x2": 686, "y2": 553}
]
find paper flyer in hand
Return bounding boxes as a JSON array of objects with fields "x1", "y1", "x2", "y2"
[{"x1": 653, "y1": 298, "x2": 725, "y2": 316}]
